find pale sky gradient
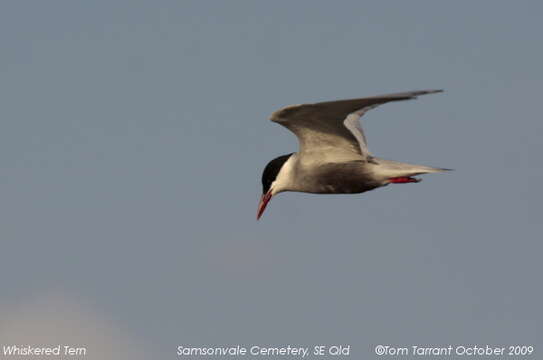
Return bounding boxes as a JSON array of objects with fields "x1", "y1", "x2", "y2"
[{"x1": 1, "y1": 1, "x2": 541, "y2": 359}]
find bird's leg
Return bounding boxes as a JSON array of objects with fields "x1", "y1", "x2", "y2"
[{"x1": 389, "y1": 176, "x2": 421, "y2": 183}]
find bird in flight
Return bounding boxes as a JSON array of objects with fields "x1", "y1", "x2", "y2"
[{"x1": 257, "y1": 89, "x2": 450, "y2": 220}]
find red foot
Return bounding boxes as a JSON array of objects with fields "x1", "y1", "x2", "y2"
[{"x1": 389, "y1": 176, "x2": 420, "y2": 184}]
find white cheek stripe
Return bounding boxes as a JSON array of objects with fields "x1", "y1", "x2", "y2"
[{"x1": 270, "y1": 155, "x2": 296, "y2": 195}]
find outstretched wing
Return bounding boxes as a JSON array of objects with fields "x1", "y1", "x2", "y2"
[{"x1": 270, "y1": 89, "x2": 443, "y2": 161}]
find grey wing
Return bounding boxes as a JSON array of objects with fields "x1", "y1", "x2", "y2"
[
  {"x1": 270, "y1": 89, "x2": 443, "y2": 161},
  {"x1": 343, "y1": 105, "x2": 378, "y2": 159}
]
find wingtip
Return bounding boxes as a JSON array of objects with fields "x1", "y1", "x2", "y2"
[
  {"x1": 419, "y1": 89, "x2": 444, "y2": 95},
  {"x1": 390, "y1": 89, "x2": 445, "y2": 101},
  {"x1": 405, "y1": 89, "x2": 444, "y2": 101},
  {"x1": 269, "y1": 103, "x2": 303, "y2": 123}
]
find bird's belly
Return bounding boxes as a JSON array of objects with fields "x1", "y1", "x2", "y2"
[
  {"x1": 297, "y1": 162, "x2": 380, "y2": 194},
  {"x1": 309, "y1": 181, "x2": 379, "y2": 194}
]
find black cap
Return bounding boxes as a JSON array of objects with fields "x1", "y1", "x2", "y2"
[{"x1": 261, "y1": 153, "x2": 293, "y2": 194}]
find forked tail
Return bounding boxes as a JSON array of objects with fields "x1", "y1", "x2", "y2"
[{"x1": 372, "y1": 158, "x2": 452, "y2": 181}]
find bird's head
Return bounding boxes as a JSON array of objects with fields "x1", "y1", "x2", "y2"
[{"x1": 257, "y1": 153, "x2": 294, "y2": 220}]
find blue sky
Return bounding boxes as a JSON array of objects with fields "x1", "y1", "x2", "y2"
[{"x1": 1, "y1": 1, "x2": 541, "y2": 358}]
